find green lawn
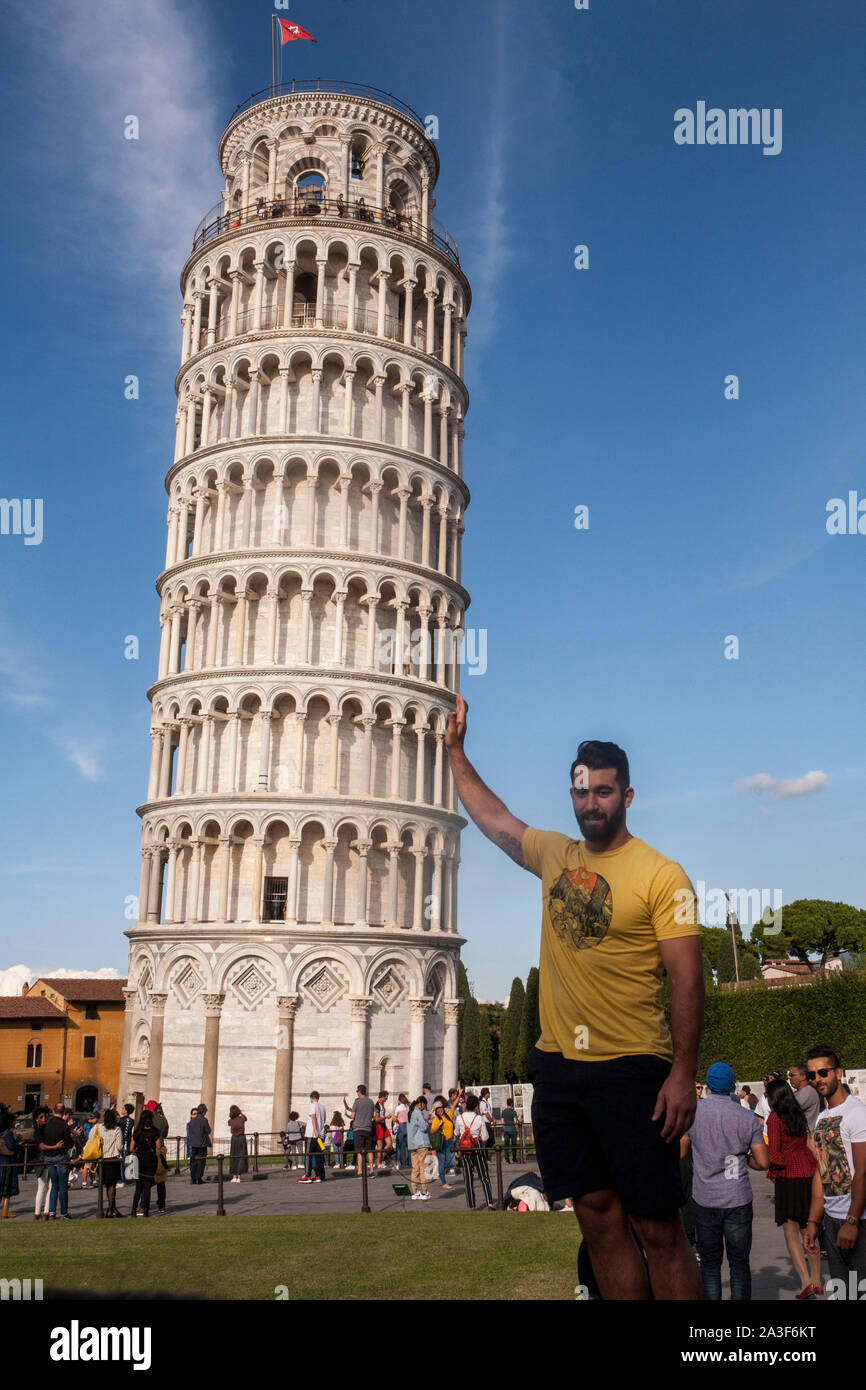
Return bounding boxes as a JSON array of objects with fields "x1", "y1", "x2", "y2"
[{"x1": 1, "y1": 1213, "x2": 581, "y2": 1300}]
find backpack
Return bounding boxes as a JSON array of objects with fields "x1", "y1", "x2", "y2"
[{"x1": 458, "y1": 1116, "x2": 478, "y2": 1152}]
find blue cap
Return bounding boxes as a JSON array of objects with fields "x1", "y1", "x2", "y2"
[{"x1": 706, "y1": 1063, "x2": 736, "y2": 1095}]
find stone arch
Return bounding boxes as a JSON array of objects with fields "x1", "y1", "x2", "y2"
[{"x1": 366, "y1": 950, "x2": 423, "y2": 1010}]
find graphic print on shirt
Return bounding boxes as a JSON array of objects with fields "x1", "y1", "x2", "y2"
[
  {"x1": 813, "y1": 1117, "x2": 852, "y2": 1196},
  {"x1": 547, "y1": 866, "x2": 613, "y2": 950}
]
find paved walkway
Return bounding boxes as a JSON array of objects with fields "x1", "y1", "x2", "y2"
[{"x1": 26, "y1": 1164, "x2": 813, "y2": 1301}]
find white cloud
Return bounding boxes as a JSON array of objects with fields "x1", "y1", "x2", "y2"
[
  {"x1": 0, "y1": 642, "x2": 50, "y2": 710},
  {"x1": 11, "y1": 1, "x2": 222, "y2": 343},
  {"x1": 458, "y1": 2, "x2": 516, "y2": 355},
  {"x1": 0, "y1": 965, "x2": 122, "y2": 996},
  {"x1": 737, "y1": 770, "x2": 828, "y2": 800},
  {"x1": 60, "y1": 740, "x2": 104, "y2": 782}
]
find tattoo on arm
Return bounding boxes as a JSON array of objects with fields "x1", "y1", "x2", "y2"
[{"x1": 494, "y1": 830, "x2": 525, "y2": 867}]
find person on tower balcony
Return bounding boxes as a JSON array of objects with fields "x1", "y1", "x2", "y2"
[
  {"x1": 270, "y1": 194, "x2": 284, "y2": 218},
  {"x1": 336, "y1": 193, "x2": 346, "y2": 218}
]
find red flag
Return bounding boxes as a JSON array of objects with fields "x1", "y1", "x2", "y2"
[{"x1": 278, "y1": 19, "x2": 317, "y2": 44}]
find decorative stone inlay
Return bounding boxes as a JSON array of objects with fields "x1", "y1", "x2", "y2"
[
  {"x1": 370, "y1": 963, "x2": 408, "y2": 1013},
  {"x1": 136, "y1": 968, "x2": 153, "y2": 1008},
  {"x1": 132, "y1": 1032, "x2": 150, "y2": 1066},
  {"x1": 300, "y1": 960, "x2": 349, "y2": 1014},
  {"x1": 228, "y1": 961, "x2": 275, "y2": 1012},
  {"x1": 172, "y1": 961, "x2": 204, "y2": 1007}
]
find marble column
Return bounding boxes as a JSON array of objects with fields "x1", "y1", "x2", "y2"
[
  {"x1": 163, "y1": 840, "x2": 180, "y2": 923},
  {"x1": 412, "y1": 849, "x2": 426, "y2": 930},
  {"x1": 354, "y1": 840, "x2": 371, "y2": 927},
  {"x1": 321, "y1": 839, "x2": 337, "y2": 926},
  {"x1": 347, "y1": 997, "x2": 373, "y2": 1093},
  {"x1": 117, "y1": 986, "x2": 138, "y2": 1104},
  {"x1": 442, "y1": 999, "x2": 463, "y2": 1095},
  {"x1": 249, "y1": 836, "x2": 265, "y2": 923},
  {"x1": 271, "y1": 995, "x2": 299, "y2": 1135},
  {"x1": 385, "y1": 843, "x2": 400, "y2": 928},
  {"x1": 200, "y1": 994, "x2": 224, "y2": 1120},
  {"x1": 430, "y1": 852, "x2": 443, "y2": 932},
  {"x1": 408, "y1": 997, "x2": 432, "y2": 1099},
  {"x1": 217, "y1": 835, "x2": 232, "y2": 921},
  {"x1": 286, "y1": 837, "x2": 301, "y2": 925},
  {"x1": 137, "y1": 849, "x2": 152, "y2": 922},
  {"x1": 147, "y1": 847, "x2": 164, "y2": 923},
  {"x1": 144, "y1": 992, "x2": 168, "y2": 1099}
]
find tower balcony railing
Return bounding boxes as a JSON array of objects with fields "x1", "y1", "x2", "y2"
[
  {"x1": 210, "y1": 300, "x2": 444, "y2": 358},
  {"x1": 192, "y1": 194, "x2": 460, "y2": 266},
  {"x1": 229, "y1": 78, "x2": 427, "y2": 129}
]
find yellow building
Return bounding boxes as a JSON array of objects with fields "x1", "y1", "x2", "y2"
[
  {"x1": 0, "y1": 995, "x2": 67, "y2": 1113},
  {"x1": 0, "y1": 978, "x2": 127, "y2": 1113}
]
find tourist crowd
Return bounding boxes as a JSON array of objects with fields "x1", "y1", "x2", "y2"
[
  {"x1": 680, "y1": 1044, "x2": 866, "y2": 1301},
  {"x1": 0, "y1": 1084, "x2": 520, "y2": 1218},
  {"x1": 2, "y1": 1043, "x2": 863, "y2": 1299}
]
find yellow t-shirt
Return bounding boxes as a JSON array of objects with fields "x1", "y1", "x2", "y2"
[{"x1": 522, "y1": 828, "x2": 699, "y2": 1063}]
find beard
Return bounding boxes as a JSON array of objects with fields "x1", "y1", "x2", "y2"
[{"x1": 577, "y1": 797, "x2": 625, "y2": 844}]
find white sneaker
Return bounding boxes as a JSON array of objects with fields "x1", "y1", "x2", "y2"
[
  {"x1": 420, "y1": 1192, "x2": 431, "y2": 1201},
  {"x1": 411, "y1": 1192, "x2": 421, "y2": 1200}
]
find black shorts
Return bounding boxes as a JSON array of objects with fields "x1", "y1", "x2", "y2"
[
  {"x1": 528, "y1": 1048, "x2": 683, "y2": 1218},
  {"x1": 354, "y1": 1130, "x2": 373, "y2": 1153}
]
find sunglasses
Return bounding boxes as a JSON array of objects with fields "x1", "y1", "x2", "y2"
[{"x1": 807, "y1": 1068, "x2": 836, "y2": 1080}]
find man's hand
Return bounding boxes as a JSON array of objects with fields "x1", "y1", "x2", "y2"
[
  {"x1": 652, "y1": 1068, "x2": 697, "y2": 1142},
  {"x1": 837, "y1": 1221, "x2": 859, "y2": 1251},
  {"x1": 443, "y1": 693, "x2": 528, "y2": 866},
  {"x1": 445, "y1": 693, "x2": 468, "y2": 752},
  {"x1": 803, "y1": 1223, "x2": 820, "y2": 1255}
]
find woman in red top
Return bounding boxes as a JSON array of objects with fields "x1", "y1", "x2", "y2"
[{"x1": 765, "y1": 1079, "x2": 821, "y2": 1299}]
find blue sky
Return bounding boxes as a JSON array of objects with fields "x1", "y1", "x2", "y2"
[{"x1": 1, "y1": 0, "x2": 865, "y2": 1000}]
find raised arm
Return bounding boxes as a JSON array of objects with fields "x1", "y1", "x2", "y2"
[{"x1": 445, "y1": 695, "x2": 528, "y2": 866}]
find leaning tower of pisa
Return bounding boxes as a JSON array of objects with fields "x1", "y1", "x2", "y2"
[{"x1": 119, "y1": 80, "x2": 471, "y2": 1136}]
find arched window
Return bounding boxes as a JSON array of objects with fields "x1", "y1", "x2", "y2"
[
  {"x1": 295, "y1": 173, "x2": 325, "y2": 214},
  {"x1": 350, "y1": 141, "x2": 366, "y2": 180},
  {"x1": 26, "y1": 1042, "x2": 42, "y2": 1068}
]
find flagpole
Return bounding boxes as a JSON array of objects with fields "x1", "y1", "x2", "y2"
[{"x1": 271, "y1": 16, "x2": 275, "y2": 97}]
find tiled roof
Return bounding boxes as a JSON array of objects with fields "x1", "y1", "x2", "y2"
[
  {"x1": 35, "y1": 978, "x2": 127, "y2": 1002},
  {"x1": 0, "y1": 997, "x2": 66, "y2": 1019}
]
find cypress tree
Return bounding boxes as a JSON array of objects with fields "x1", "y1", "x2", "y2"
[
  {"x1": 478, "y1": 1004, "x2": 493, "y2": 1083},
  {"x1": 460, "y1": 994, "x2": 481, "y2": 1083},
  {"x1": 499, "y1": 977, "x2": 524, "y2": 1082},
  {"x1": 515, "y1": 967, "x2": 540, "y2": 1080},
  {"x1": 456, "y1": 959, "x2": 472, "y2": 1066}
]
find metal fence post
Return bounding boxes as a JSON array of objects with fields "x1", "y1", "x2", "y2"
[
  {"x1": 519, "y1": 1121, "x2": 526, "y2": 1164},
  {"x1": 495, "y1": 1147, "x2": 505, "y2": 1210},
  {"x1": 253, "y1": 1132, "x2": 259, "y2": 1175},
  {"x1": 174, "y1": 1136, "x2": 181, "y2": 1176},
  {"x1": 217, "y1": 1154, "x2": 226, "y2": 1216},
  {"x1": 361, "y1": 1159, "x2": 371, "y2": 1214}
]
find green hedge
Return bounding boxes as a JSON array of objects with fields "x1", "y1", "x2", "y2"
[{"x1": 684, "y1": 972, "x2": 866, "y2": 1077}]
